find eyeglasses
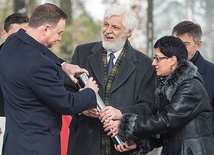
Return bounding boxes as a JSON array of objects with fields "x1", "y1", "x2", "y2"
[{"x1": 153, "y1": 56, "x2": 168, "y2": 61}]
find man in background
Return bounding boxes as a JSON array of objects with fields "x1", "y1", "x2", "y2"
[
  {"x1": 172, "y1": 20, "x2": 214, "y2": 135},
  {"x1": 1, "y1": 13, "x2": 29, "y2": 42},
  {"x1": 0, "y1": 12, "x2": 29, "y2": 154},
  {"x1": 65, "y1": 4, "x2": 157, "y2": 155}
]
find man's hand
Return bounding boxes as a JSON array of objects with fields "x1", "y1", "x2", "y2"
[
  {"x1": 83, "y1": 77, "x2": 99, "y2": 94},
  {"x1": 82, "y1": 108, "x2": 99, "y2": 118},
  {"x1": 99, "y1": 106, "x2": 122, "y2": 123},
  {"x1": 62, "y1": 63, "x2": 88, "y2": 83},
  {"x1": 99, "y1": 106, "x2": 122, "y2": 138},
  {"x1": 103, "y1": 120, "x2": 119, "y2": 137}
]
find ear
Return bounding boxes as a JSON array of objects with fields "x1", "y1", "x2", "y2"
[
  {"x1": 43, "y1": 24, "x2": 51, "y2": 35},
  {"x1": 126, "y1": 30, "x2": 132, "y2": 38},
  {"x1": 170, "y1": 56, "x2": 178, "y2": 66},
  {"x1": 196, "y1": 40, "x2": 202, "y2": 49},
  {"x1": 1, "y1": 29, "x2": 8, "y2": 40}
]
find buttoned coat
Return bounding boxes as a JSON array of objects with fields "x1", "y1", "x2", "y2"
[
  {"x1": 0, "y1": 29, "x2": 97, "y2": 155},
  {"x1": 65, "y1": 41, "x2": 157, "y2": 155}
]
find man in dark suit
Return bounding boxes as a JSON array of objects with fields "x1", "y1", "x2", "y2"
[
  {"x1": 172, "y1": 20, "x2": 214, "y2": 135},
  {"x1": 0, "y1": 12, "x2": 29, "y2": 152},
  {"x1": 65, "y1": 5, "x2": 157, "y2": 155},
  {"x1": 0, "y1": 12, "x2": 29, "y2": 117},
  {"x1": 0, "y1": 3, "x2": 98, "y2": 155}
]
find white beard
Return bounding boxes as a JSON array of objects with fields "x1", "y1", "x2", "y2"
[{"x1": 101, "y1": 32, "x2": 126, "y2": 52}]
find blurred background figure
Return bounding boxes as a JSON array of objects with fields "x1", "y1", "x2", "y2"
[
  {"x1": 0, "y1": 12, "x2": 29, "y2": 154},
  {"x1": 172, "y1": 20, "x2": 214, "y2": 136}
]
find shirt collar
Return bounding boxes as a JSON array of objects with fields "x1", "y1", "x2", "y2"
[
  {"x1": 190, "y1": 51, "x2": 199, "y2": 63},
  {"x1": 107, "y1": 48, "x2": 123, "y2": 63}
]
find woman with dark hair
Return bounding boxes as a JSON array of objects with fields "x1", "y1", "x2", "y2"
[{"x1": 114, "y1": 36, "x2": 214, "y2": 155}]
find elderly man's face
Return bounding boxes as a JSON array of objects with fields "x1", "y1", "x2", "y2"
[{"x1": 101, "y1": 15, "x2": 131, "y2": 52}]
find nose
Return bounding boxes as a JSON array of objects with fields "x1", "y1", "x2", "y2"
[
  {"x1": 152, "y1": 59, "x2": 157, "y2": 66},
  {"x1": 105, "y1": 26, "x2": 113, "y2": 33},
  {"x1": 58, "y1": 34, "x2": 62, "y2": 41}
]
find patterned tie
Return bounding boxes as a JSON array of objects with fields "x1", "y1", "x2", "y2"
[{"x1": 107, "y1": 53, "x2": 115, "y2": 77}]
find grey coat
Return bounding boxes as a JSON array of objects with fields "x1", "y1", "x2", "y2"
[{"x1": 64, "y1": 41, "x2": 157, "y2": 155}]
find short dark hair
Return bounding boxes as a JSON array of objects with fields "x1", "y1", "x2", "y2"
[
  {"x1": 154, "y1": 36, "x2": 188, "y2": 62},
  {"x1": 28, "y1": 3, "x2": 68, "y2": 28},
  {"x1": 172, "y1": 20, "x2": 202, "y2": 43},
  {"x1": 4, "y1": 13, "x2": 29, "y2": 32}
]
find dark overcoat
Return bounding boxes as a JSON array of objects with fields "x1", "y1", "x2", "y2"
[
  {"x1": 0, "y1": 29, "x2": 97, "y2": 155},
  {"x1": 65, "y1": 41, "x2": 157, "y2": 155},
  {"x1": 194, "y1": 51, "x2": 214, "y2": 134}
]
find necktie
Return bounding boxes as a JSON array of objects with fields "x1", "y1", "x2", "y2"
[{"x1": 107, "y1": 53, "x2": 115, "y2": 77}]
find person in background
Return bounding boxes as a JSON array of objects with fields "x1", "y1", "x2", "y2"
[
  {"x1": 0, "y1": 3, "x2": 99, "y2": 155},
  {"x1": 1, "y1": 13, "x2": 29, "y2": 42},
  {"x1": 114, "y1": 36, "x2": 214, "y2": 155},
  {"x1": 0, "y1": 12, "x2": 29, "y2": 153},
  {"x1": 172, "y1": 20, "x2": 214, "y2": 136},
  {"x1": 65, "y1": 4, "x2": 157, "y2": 155}
]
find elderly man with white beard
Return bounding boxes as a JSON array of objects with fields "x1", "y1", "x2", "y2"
[{"x1": 64, "y1": 4, "x2": 157, "y2": 155}]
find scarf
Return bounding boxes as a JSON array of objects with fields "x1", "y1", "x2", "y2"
[{"x1": 100, "y1": 40, "x2": 129, "y2": 155}]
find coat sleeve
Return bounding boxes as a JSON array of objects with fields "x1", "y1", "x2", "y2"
[
  {"x1": 29, "y1": 57, "x2": 97, "y2": 115},
  {"x1": 120, "y1": 78, "x2": 210, "y2": 137}
]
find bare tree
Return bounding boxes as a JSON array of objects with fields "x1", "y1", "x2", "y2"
[
  {"x1": 61, "y1": 0, "x2": 72, "y2": 25},
  {"x1": 25, "y1": 0, "x2": 39, "y2": 16},
  {"x1": 147, "y1": 0, "x2": 153, "y2": 57},
  {"x1": 201, "y1": 0, "x2": 214, "y2": 61},
  {"x1": 14, "y1": 0, "x2": 26, "y2": 14}
]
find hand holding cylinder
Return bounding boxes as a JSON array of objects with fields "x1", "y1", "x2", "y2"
[{"x1": 76, "y1": 73, "x2": 124, "y2": 145}]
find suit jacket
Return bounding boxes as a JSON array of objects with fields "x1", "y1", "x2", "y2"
[
  {"x1": 194, "y1": 51, "x2": 214, "y2": 134},
  {"x1": 0, "y1": 29, "x2": 97, "y2": 155},
  {"x1": 65, "y1": 41, "x2": 157, "y2": 155}
]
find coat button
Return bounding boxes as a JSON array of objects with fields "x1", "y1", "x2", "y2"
[{"x1": 88, "y1": 129, "x2": 93, "y2": 134}]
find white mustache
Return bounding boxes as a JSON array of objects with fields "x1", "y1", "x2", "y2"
[{"x1": 104, "y1": 33, "x2": 115, "y2": 38}]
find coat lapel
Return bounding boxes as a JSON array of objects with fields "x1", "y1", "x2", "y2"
[
  {"x1": 194, "y1": 52, "x2": 206, "y2": 75},
  {"x1": 87, "y1": 42, "x2": 136, "y2": 93},
  {"x1": 110, "y1": 48, "x2": 136, "y2": 93},
  {"x1": 88, "y1": 43, "x2": 105, "y2": 90}
]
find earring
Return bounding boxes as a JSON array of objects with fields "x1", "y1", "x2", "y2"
[{"x1": 170, "y1": 65, "x2": 172, "y2": 70}]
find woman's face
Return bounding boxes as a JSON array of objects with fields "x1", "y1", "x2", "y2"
[{"x1": 152, "y1": 48, "x2": 175, "y2": 76}]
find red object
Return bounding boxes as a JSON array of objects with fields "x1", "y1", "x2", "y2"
[{"x1": 60, "y1": 115, "x2": 72, "y2": 155}]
